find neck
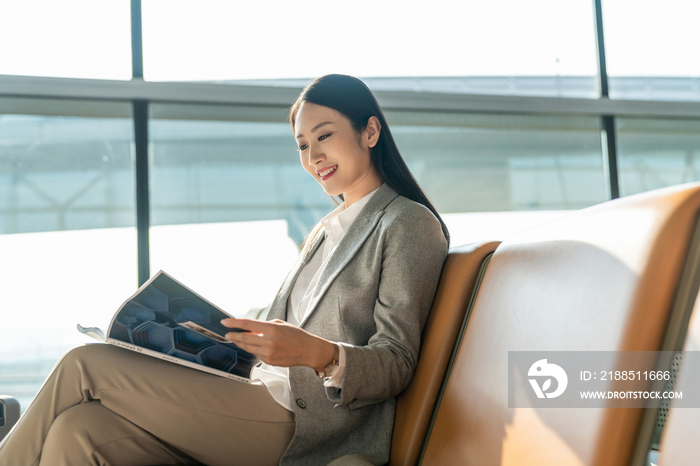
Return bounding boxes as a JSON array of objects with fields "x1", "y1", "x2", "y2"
[{"x1": 343, "y1": 171, "x2": 383, "y2": 208}]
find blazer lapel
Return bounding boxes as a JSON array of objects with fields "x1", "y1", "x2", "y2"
[
  {"x1": 298, "y1": 210, "x2": 383, "y2": 328},
  {"x1": 299, "y1": 184, "x2": 399, "y2": 328},
  {"x1": 266, "y1": 230, "x2": 325, "y2": 322},
  {"x1": 266, "y1": 183, "x2": 400, "y2": 326}
]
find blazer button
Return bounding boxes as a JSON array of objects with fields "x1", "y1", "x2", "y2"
[{"x1": 296, "y1": 398, "x2": 306, "y2": 409}]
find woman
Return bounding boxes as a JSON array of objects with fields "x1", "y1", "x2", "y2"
[{"x1": 0, "y1": 74, "x2": 449, "y2": 466}]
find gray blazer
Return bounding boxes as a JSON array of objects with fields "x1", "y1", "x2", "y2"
[{"x1": 266, "y1": 183, "x2": 448, "y2": 466}]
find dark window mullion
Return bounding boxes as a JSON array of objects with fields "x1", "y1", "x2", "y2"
[
  {"x1": 601, "y1": 115, "x2": 620, "y2": 200},
  {"x1": 133, "y1": 100, "x2": 150, "y2": 286},
  {"x1": 131, "y1": 0, "x2": 144, "y2": 79},
  {"x1": 593, "y1": 0, "x2": 619, "y2": 200},
  {"x1": 131, "y1": 0, "x2": 149, "y2": 285},
  {"x1": 593, "y1": 0, "x2": 609, "y2": 98}
]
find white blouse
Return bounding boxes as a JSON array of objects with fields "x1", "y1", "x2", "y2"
[{"x1": 250, "y1": 185, "x2": 383, "y2": 411}]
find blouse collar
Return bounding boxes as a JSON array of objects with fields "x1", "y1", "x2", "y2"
[{"x1": 320, "y1": 184, "x2": 384, "y2": 244}]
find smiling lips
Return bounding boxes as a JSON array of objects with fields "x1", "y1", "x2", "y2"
[{"x1": 317, "y1": 165, "x2": 338, "y2": 180}]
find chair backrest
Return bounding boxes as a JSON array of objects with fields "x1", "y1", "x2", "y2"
[
  {"x1": 658, "y1": 292, "x2": 700, "y2": 465},
  {"x1": 419, "y1": 182, "x2": 700, "y2": 466},
  {"x1": 389, "y1": 241, "x2": 499, "y2": 466}
]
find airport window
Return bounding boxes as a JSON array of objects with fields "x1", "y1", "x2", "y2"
[
  {"x1": 0, "y1": 0, "x2": 132, "y2": 80},
  {"x1": 385, "y1": 111, "x2": 607, "y2": 245},
  {"x1": 602, "y1": 0, "x2": 700, "y2": 101},
  {"x1": 617, "y1": 118, "x2": 700, "y2": 196},
  {"x1": 148, "y1": 104, "x2": 313, "y2": 314},
  {"x1": 147, "y1": 104, "x2": 605, "y2": 290},
  {"x1": 0, "y1": 99, "x2": 137, "y2": 411},
  {"x1": 141, "y1": 0, "x2": 598, "y2": 98}
]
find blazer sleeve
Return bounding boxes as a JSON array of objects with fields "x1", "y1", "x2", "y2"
[{"x1": 324, "y1": 204, "x2": 448, "y2": 407}]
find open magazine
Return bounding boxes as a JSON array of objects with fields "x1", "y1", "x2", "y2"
[{"x1": 77, "y1": 270, "x2": 260, "y2": 383}]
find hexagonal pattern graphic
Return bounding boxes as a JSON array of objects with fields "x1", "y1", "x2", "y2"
[
  {"x1": 170, "y1": 297, "x2": 211, "y2": 324},
  {"x1": 139, "y1": 287, "x2": 169, "y2": 311},
  {"x1": 115, "y1": 303, "x2": 156, "y2": 328},
  {"x1": 200, "y1": 344, "x2": 238, "y2": 372},
  {"x1": 110, "y1": 271, "x2": 260, "y2": 378},
  {"x1": 172, "y1": 328, "x2": 215, "y2": 355},
  {"x1": 130, "y1": 321, "x2": 173, "y2": 353}
]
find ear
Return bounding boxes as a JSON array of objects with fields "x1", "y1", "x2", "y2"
[{"x1": 365, "y1": 116, "x2": 381, "y2": 148}]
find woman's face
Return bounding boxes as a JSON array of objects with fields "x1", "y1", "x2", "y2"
[{"x1": 294, "y1": 101, "x2": 382, "y2": 206}]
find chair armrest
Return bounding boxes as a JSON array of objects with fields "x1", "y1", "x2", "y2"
[{"x1": 0, "y1": 396, "x2": 21, "y2": 442}]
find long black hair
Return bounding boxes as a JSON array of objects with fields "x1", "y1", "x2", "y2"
[{"x1": 288, "y1": 74, "x2": 450, "y2": 249}]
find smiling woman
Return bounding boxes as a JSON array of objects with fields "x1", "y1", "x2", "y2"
[
  {"x1": 288, "y1": 74, "x2": 450, "y2": 248},
  {"x1": 0, "y1": 75, "x2": 450, "y2": 466}
]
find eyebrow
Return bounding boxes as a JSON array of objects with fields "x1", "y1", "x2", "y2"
[{"x1": 296, "y1": 121, "x2": 334, "y2": 139}]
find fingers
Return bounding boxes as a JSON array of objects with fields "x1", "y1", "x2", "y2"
[
  {"x1": 224, "y1": 330, "x2": 268, "y2": 358},
  {"x1": 220, "y1": 317, "x2": 248, "y2": 328},
  {"x1": 226, "y1": 331, "x2": 285, "y2": 364},
  {"x1": 220, "y1": 318, "x2": 317, "y2": 367},
  {"x1": 221, "y1": 317, "x2": 275, "y2": 333},
  {"x1": 227, "y1": 337, "x2": 263, "y2": 353},
  {"x1": 225, "y1": 330, "x2": 264, "y2": 345}
]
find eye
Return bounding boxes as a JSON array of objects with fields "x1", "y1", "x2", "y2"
[{"x1": 297, "y1": 134, "x2": 330, "y2": 152}]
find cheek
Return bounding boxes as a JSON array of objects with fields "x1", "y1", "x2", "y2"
[{"x1": 301, "y1": 159, "x2": 317, "y2": 178}]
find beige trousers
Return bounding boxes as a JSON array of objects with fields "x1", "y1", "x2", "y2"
[{"x1": 0, "y1": 344, "x2": 295, "y2": 466}]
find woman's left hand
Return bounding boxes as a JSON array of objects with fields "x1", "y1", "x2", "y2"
[{"x1": 221, "y1": 318, "x2": 335, "y2": 371}]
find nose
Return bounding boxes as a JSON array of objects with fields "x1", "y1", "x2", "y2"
[{"x1": 308, "y1": 144, "x2": 325, "y2": 166}]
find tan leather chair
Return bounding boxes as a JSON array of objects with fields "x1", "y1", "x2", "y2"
[
  {"x1": 389, "y1": 241, "x2": 499, "y2": 466},
  {"x1": 420, "y1": 182, "x2": 700, "y2": 466}
]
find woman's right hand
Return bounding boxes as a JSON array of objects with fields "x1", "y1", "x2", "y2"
[{"x1": 221, "y1": 317, "x2": 336, "y2": 372}]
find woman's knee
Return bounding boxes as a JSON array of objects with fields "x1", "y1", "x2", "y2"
[
  {"x1": 48, "y1": 402, "x2": 102, "y2": 437},
  {"x1": 47, "y1": 344, "x2": 123, "y2": 393},
  {"x1": 56, "y1": 343, "x2": 124, "y2": 373},
  {"x1": 41, "y1": 402, "x2": 105, "y2": 460}
]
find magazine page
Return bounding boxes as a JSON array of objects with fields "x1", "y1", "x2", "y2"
[{"x1": 105, "y1": 270, "x2": 260, "y2": 382}]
